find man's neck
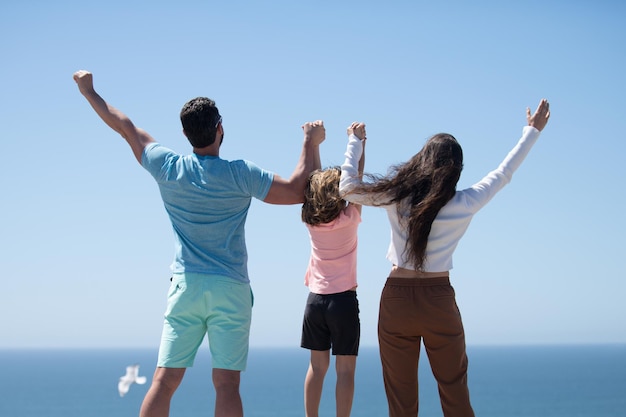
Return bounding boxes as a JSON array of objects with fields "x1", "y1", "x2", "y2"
[{"x1": 193, "y1": 143, "x2": 220, "y2": 157}]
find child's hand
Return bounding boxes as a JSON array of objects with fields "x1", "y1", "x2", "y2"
[{"x1": 347, "y1": 121, "x2": 366, "y2": 140}]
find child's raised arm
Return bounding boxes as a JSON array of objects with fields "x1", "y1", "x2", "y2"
[{"x1": 345, "y1": 122, "x2": 367, "y2": 212}]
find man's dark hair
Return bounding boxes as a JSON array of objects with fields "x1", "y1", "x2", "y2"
[{"x1": 180, "y1": 97, "x2": 221, "y2": 148}]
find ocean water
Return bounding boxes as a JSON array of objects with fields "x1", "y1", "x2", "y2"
[{"x1": 0, "y1": 345, "x2": 624, "y2": 417}]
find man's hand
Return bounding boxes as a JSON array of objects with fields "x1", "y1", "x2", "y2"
[
  {"x1": 347, "y1": 121, "x2": 366, "y2": 140},
  {"x1": 302, "y1": 120, "x2": 325, "y2": 146},
  {"x1": 73, "y1": 70, "x2": 95, "y2": 95},
  {"x1": 527, "y1": 98, "x2": 550, "y2": 132},
  {"x1": 263, "y1": 121, "x2": 324, "y2": 204}
]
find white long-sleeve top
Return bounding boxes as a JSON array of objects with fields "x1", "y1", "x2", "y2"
[{"x1": 339, "y1": 126, "x2": 541, "y2": 272}]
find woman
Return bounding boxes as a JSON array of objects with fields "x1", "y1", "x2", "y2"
[{"x1": 339, "y1": 100, "x2": 550, "y2": 417}]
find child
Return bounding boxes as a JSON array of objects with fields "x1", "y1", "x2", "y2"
[
  {"x1": 339, "y1": 100, "x2": 550, "y2": 417},
  {"x1": 300, "y1": 122, "x2": 366, "y2": 417}
]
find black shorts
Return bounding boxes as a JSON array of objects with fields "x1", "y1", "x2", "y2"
[{"x1": 300, "y1": 290, "x2": 360, "y2": 355}]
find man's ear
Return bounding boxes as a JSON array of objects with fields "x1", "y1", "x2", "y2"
[
  {"x1": 182, "y1": 128, "x2": 188, "y2": 138},
  {"x1": 217, "y1": 125, "x2": 224, "y2": 146}
]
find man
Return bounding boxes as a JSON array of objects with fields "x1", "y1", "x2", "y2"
[{"x1": 73, "y1": 70, "x2": 325, "y2": 417}]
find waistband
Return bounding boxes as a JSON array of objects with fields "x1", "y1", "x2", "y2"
[
  {"x1": 389, "y1": 266, "x2": 449, "y2": 279},
  {"x1": 385, "y1": 276, "x2": 451, "y2": 287},
  {"x1": 170, "y1": 272, "x2": 247, "y2": 284},
  {"x1": 309, "y1": 288, "x2": 357, "y2": 297}
]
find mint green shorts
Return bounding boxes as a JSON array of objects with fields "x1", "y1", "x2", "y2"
[{"x1": 157, "y1": 273, "x2": 253, "y2": 371}]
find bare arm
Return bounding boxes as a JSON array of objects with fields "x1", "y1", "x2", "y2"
[
  {"x1": 346, "y1": 122, "x2": 366, "y2": 214},
  {"x1": 263, "y1": 120, "x2": 325, "y2": 204},
  {"x1": 73, "y1": 70, "x2": 155, "y2": 164}
]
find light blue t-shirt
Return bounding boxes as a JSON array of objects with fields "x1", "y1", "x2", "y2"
[{"x1": 142, "y1": 143, "x2": 274, "y2": 282}]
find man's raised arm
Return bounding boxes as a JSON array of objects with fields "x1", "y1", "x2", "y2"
[
  {"x1": 263, "y1": 120, "x2": 325, "y2": 205},
  {"x1": 73, "y1": 70, "x2": 155, "y2": 164}
]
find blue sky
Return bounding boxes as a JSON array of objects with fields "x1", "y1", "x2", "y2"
[{"x1": 1, "y1": 0, "x2": 624, "y2": 349}]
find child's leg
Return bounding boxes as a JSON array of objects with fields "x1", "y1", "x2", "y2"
[
  {"x1": 304, "y1": 349, "x2": 330, "y2": 417},
  {"x1": 335, "y1": 354, "x2": 357, "y2": 417}
]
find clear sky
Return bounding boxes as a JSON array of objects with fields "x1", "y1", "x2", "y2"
[{"x1": 1, "y1": 0, "x2": 624, "y2": 349}]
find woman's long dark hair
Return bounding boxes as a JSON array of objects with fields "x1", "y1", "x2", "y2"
[{"x1": 355, "y1": 133, "x2": 463, "y2": 270}]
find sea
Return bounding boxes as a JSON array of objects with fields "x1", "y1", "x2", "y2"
[{"x1": 1, "y1": 345, "x2": 624, "y2": 417}]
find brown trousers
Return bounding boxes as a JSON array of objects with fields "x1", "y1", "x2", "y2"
[{"x1": 378, "y1": 277, "x2": 475, "y2": 417}]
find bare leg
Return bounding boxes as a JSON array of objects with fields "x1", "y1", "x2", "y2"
[
  {"x1": 213, "y1": 368, "x2": 243, "y2": 417},
  {"x1": 139, "y1": 367, "x2": 186, "y2": 417},
  {"x1": 335, "y1": 355, "x2": 357, "y2": 417},
  {"x1": 304, "y1": 350, "x2": 330, "y2": 417}
]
